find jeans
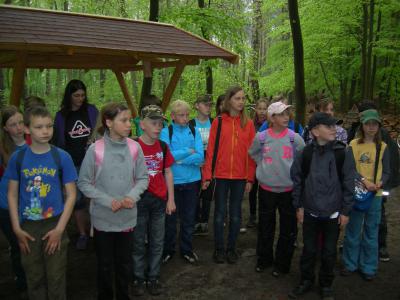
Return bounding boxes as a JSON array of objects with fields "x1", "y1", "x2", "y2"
[
  {"x1": 164, "y1": 181, "x2": 199, "y2": 255},
  {"x1": 21, "y1": 217, "x2": 69, "y2": 300},
  {"x1": 343, "y1": 196, "x2": 382, "y2": 276},
  {"x1": 300, "y1": 214, "x2": 340, "y2": 287},
  {"x1": 196, "y1": 183, "x2": 212, "y2": 224},
  {"x1": 0, "y1": 208, "x2": 27, "y2": 291},
  {"x1": 94, "y1": 230, "x2": 133, "y2": 300},
  {"x1": 378, "y1": 196, "x2": 387, "y2": 249},
  {"x1": 248, "y1": 179, "x2": 259, "y2": 217},
  {"x1": 214, "y1": 179, "x2": 246, "y2": 251},
  {"x1": 257, "y1": 188, "x2": 297, "y2": 272},
  {"x1": 133, "y1": 192, "x2": 166, "y2": 282}
]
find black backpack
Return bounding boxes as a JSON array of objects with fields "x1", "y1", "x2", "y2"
[{"x1": 168, "y1": 123, "x2": 196, "y2": 143}]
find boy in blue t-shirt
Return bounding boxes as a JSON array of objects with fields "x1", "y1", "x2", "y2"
[{"x1": 7, "y1": 106, "x2": 77, "y2": 300}]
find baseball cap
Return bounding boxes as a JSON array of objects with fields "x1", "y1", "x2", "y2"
[
  {"x1": 195, "y1": 94, "x2": 213, "y2": 104},
  {"x1": 308, "y1": 112, "x2": 337, "y2": 130},
  {"x1": 267, "y1": 101, "x2": 292, "y2": 118},
  {"x1": 360, "y1": 109, "x2": 381, "y2": 124},
  {"x1": 140, "y1": 105, "x2": 164, "y2": 120}
]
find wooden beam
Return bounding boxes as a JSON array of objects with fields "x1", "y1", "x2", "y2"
[
  {"x1": 114, "y1": 70, "x2": 138, "y2": 118},
  {"x1": 161, "y1": 62, "x2": 186, "y2": 112},
  {"x1": 10, "y1": 52, "x2": 27, "y2": 107}
]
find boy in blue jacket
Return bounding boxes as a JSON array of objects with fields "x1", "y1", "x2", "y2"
[{"x1": 160, "y1": 100, "x2": 204, "y2": 264}]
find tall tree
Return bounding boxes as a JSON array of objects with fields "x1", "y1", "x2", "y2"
[
  {"x1": 198, "y1": 0, "x2": 213, "y2": 95},
  {"x1": 249, "y1": 0, "x2": 262, "y2": 102},
  {"x1": 288, "y1": 0, "x2": 306, "y2": 124}
]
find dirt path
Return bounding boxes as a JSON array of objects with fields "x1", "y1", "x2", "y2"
[{"x1": 1, "y1": 188, "x2": 399, "y2": 300}]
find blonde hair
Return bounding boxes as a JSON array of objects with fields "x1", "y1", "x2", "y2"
[{"x1": 170, "y1": 100, "x2": 190, "y2": 114}]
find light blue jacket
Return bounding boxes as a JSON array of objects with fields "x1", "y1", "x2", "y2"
[{"x1": 160, "y1": 122, "x2": 204, "y2": 184}]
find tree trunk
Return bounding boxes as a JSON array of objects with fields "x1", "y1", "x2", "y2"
[
  {"x1": 45, "y1": 69, "x2": 51, "y2": 96},
  {"x1": 288, "y1": 0, "x2": 306, "y2": 125},
  {"x1": 349, "y1": 74, "x2": 357, "y2": 108},
  {"x1": 99, "y1": 70, "x2": 106, "y2": 102},
  {"x1": 365, "y1": 0, "x2": 374, "y2": 100},
  {"x1": 198, "y1": 0, "x2": 213, "y2": 95},
  {"x1": 131, "y1": 72, "x2": 139, "y2": 103},
  {"x1": 360, "y1": 2, "x2": 368, "y2": 100},
  {"x1": 370, "y1": 9, "x2": 381, "y2": 99},
  {"x1": 319, "y1": 61, "x2": 334, "y2": 98},
  {"x1": 249, "y1": 0, "x2": 262, "y2": 102},
  {"x1": 0, "y1": 69, "x2": 4, "y2": 107}
]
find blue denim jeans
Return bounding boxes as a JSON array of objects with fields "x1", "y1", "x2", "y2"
[
  {"x1": 214, "y1": 179, "x2": 246, "y2": 251},
  {"x1": 133, "y1": 192, "x2": 166, "y2": 282},
  {"x1": 343, "y1": 196, "x2": 382, "y2": 275},
  {"x1": 164, "y1": 181, "x2": 199, "y2": 256}
]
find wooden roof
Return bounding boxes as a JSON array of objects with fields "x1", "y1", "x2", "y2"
[{"x1": 0, "y1": 5, "x2": 239, "y2": 70}]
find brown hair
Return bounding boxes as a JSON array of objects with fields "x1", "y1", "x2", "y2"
[
  {"x1": 23, "y1": 95, "x2": 46, "y2": 112},
  {"x1": 215, "y1": 94, "x2": 225, "y2": 116},
  {"x1": 95, "y1": 102, "x2": 129, "y2": 136},
  {"x1": 358, "y1": 121, "x2": 382, "y2": 145},
  {"x1": 23, "y1": 106, "x2": 52, "y2": 127},
  {"x1": 254, "y1": 98, "x2": 269, "y2": 123},
  {"x1": 221, "y1": 86, "x2": 250, "y2": 128},
  {"x1": 315, "y1": 98, "x2": 334, "y2": 112},
  {"x1": 0, "y1": 106, "x2": 24, "y2": 167}
]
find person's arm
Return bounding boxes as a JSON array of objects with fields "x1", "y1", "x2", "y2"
[
  {"x1": 248, "y1": 132, "x2": 263, "y2": 165},
  {"x1": 380, "y1": 146, "x2": 391, "y2": 189},
  {"x1": 246, "y1": 122, "x2": 256, "y2": 189},
  {"x1": 180, "y1": 128, "x2": 204, "y2": 166},
  {"x1": 125, "y1": 146, "x2": 149, "y2": 204},
  {"x1": 164, "y1": 167, "x2": 176, "y2": 215},
  {"x1": 294, "y1": 134, "x2": 306, "y2": 153},
  {"x1": 159, "y1": 128, "x2": 191, "y2": 161},
  {"x1": 340, "y1": 148, "x2": 356, "y2": 217}
]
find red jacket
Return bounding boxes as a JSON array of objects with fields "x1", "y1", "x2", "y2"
[{"x1": 202, "y1": 113, "x2": 256, "y2": 182}]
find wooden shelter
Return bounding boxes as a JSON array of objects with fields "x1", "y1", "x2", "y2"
[{"x1": 0, "y1": 5, "x2": 238, "y2": 116}]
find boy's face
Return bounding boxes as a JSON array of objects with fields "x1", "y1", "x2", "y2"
[
  {"x1": 171, "y1": 109, "x2": 189, "y2": 126},
  {"x1": 26, "y1": 116, "x2": 54, "y2": 144},
  {"x1": 196, "y1": 102, "x2": 212, "y2": 117},
  {"x1": 321, "y1": 103, "x2": 334, "y2": 117},
  {"x1": 311, "y1": 124, "x2": 336, "y2": 143},
  {"x1": 140, "y1": 118, "x2": 163, "y2": 139}
]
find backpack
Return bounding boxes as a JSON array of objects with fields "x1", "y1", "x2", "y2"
[
  {"x1": 188, "y1": 117, "x2": 214, "y2": 129},
  {"x1": 258, "y1": 129, "x2": 296, "y2": 158},
  {"x1": 168, "y1": 123, "x2": 196, "y2": 144}
]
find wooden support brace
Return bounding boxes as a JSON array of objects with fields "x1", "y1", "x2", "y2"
[
  {"x1": 10, "y1": 52, "x2": 27, "y2": 107},
  {"x1": 161, "y1": 62, "x2": 186, "y2": 112},
  {"x1": 114, "y1": 70, "x2": 138, "y2": 118}
]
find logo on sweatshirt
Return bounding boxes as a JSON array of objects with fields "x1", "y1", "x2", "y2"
[{"x1": 69, "y1": 120, "x2": 91, "y2": 139}]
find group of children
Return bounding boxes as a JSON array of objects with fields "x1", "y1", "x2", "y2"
[{"x1": 0, "y1": 80, "x2": 397, "y2": 300}]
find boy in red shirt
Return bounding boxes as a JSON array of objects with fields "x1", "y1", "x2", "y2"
[{"x1": 132, "y1": 105, "x2": 176, "y2": 296}]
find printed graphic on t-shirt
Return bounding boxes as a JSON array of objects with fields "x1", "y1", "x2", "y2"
[
  {"x1": 68, "y1": 120, "x2": 91, "y2": 139},
  {"x1": 144, "y1": 151, "x2": 163, "y2": 177},
  {"x1": 198, "y1": 127, "x2": 210, "y2": 148},
  {"x1": 359, "y1": 152, "x2": 372, "y2": 164}
]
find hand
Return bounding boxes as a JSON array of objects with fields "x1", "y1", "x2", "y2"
[
  {"x1": 338, "y1": 215, "x2": 349, "y2": 228},
  {"x1": 202, "y1": 181, "x2": 210, "y2": 190},
  {"x1": 15, "y1": 228, "x2": 35, "y2": 255},
  {"x1": 121, "y1": 197, "x2": 135, "y2": 209},
  {"x1": 376, "y1": 181, "x2": 383, "y2": 190},
  {"x1": 166, "y1": 198, "x2": 176, "y2": 215},
  {"x1": 42, "y1": 228, "x2": 63, "y2": 255},
  {"x1": 363, "y1": 179, "x2": 377, "y2": 192},
  {"x1": 245, "y1": 182, "x2": 253, "y2": 193},
  {"x1": 111, "y1": 199, "x2": 122, "y2": 212},
  {"x1": 296, "y1": 208, "x2": 304, "y2": 224}
]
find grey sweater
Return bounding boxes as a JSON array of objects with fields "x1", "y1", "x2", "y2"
[{"x1": 78, "y1": 132, "x2": 148, "y2": 231}]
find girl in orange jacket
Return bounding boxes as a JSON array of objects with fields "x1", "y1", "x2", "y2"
[{"x1": 202, "y1": 86, "x2": 256, "y2": 264}]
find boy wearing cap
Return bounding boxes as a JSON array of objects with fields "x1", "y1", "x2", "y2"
[
  {"x1": 289, "y1": 112, "x2": 355, "y2": 300},
  {"x1": 249, "y1": 101, "x2": 305, "y2": 276},
  {"x1": 132, "y1": 105, "x2": 176, "y2": 296},
  {"x1": 190, "y1": 95, "x2": 214, "y2": 236}
]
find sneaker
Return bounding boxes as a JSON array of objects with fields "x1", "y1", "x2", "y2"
[
  {"x1": 132, "y1": 280, "x2": 146, "y2": 296},
  {"x1": 271, "y1": 268, "x2": 280, "y2": 278},
  {"x1": 213, "y1": 250, "x2": 225, "y2": 264},
  {"x1": 288, "y1": 280, "x2": 313, "y2": 299},
  {"x1": 226, "y1": 250, "x2": 239, "y2": 264},
  {"x1": 162, "y1": 253, "x2": 174, "y2": 264},
  {"x1": 379, "y1": 248, "x2": 390, "y2": 262},
  {"x1": 240, "y1": 227, "x2": 247, "y2": 233},
  {"x1": 246, "y1": 215, "x2": 257, "y2": 228},
  {"x1": 147, "y1": 280, "x2": 162, "y2": 296},
  {"x1": 182, "y1": 252, "x2": 199, "y2": 264},
  {"x1": 255, "y1": 262, "x2": 270, "y2": 273},
  {"x1": 76, "y1": 235, "x2": 88, "y2": 250},
  {"x1": 320, "y1": 287, "x2": 335, "y2": 300}
]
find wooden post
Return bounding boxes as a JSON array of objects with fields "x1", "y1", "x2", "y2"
[
  {"x1": 161, "y1": 62, "x2": 186, "y2": 112},
  {"x1": 10, "y1": 52, "x2": 27, "y2": 107},
  {"x1": 114, "y1": 70, "x2": 138, "y2": 118}
]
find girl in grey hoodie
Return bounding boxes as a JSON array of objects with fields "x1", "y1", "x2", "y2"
[{"x1": 78, "y1": 102, "x2": 148, "y2": 300}]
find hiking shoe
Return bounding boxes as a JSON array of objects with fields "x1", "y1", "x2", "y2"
[
  {"x1": 246, "y1": 215, "x2": 257, "y2": 228},
  {"x1": 193, "y1": 223, "x2": 209, "y2": 236},
  {"x1": 288, "y1": 280, "x2": 313, "y2": 299},
  {"x1": 162, "y1": 253, "x2": 174, "y2": 264},
  {"x1": 379, "y1": 248, "x2": 390, "y2": 262},
  {"x1": 76, "y1": 235, "x2": 88, "y2": 250},
  {"x1": 182, "y1": 252, "x2": 199, "y2": 264},
  {"x1": 226, "y1": 250, "x2": 239, "y2": 264},
  {"x1": 213, "y1": 250, "x2": 225, "y2": 264},
  {"x1": 132, "y1": 280, "x2": 146, "y2": 296},
  {"x1": 320, "y1": 287, "x2": 335, "y2": 300},
  {"x1": 147, "y1": 280, "x2": 162, "y2": 296}
]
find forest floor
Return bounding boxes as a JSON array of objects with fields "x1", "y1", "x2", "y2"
[{"x1": 1, "y1": 188, "x2": 399, "y2": 300}]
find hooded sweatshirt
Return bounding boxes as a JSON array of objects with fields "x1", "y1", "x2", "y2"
[{"x1": 78, "y1": 131, "x2": 148, "y2": 231}]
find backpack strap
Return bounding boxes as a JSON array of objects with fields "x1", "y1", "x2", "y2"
[
  {"x1": 168, "y1": 123, "x2": 196, "y2": 144},
  {"x1": 126, "y1": 138, "x2": 139, "y2": 162},
  {"x1": 188, "y1": 122, "x2": 196, "y2": 138},
  {"x1": 188, "y1": 119, "x2": 196, "y2": 129},
  {"x1": 159, "y1": 140, "x2": 168, "y2": 174},
  {"x1": 288, "y1": 129, "x2": 296, "y2": 157},
  {"x1": 211, "y1": 116, "x2": 222, "y2": 177},
  {"x1": 373, "y1": 142, "x2": 382, "y2": 184},
  {"x1": 94, "y1": 138, "x2": 105, "y2": 169},
  {"x1": 168, "y1": 125, "x2": 173, "y2": 144},
  {"x1": 50, "y1": 146, "x2": 63, "y2": 186}
]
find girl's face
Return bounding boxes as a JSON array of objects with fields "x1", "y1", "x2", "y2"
[
  {"x1": 271, "y1": 109, "x2": 290, "y2": 128},
  {"x1": 71, "y1": 89, "x2": 86, "y2": 110},
  {"x1": 255, "y1": 102, "x2": 267, "y2": 122},
  {"x1": 229, "y1": 90, "x2": 245, "y2": 114},
  {"x1": 322, "y1": 103, "x2": 334, "y2": 117},
  {"x1": 106, "y1": 110, "x2": 132, "y2": 140},
  {"x1": 196, "y1": 102, "x2": 212, "y2": 117},
  {"x1": 363, "y1": 120, "x2": 380, "y2": 139},
  {"x1": 4, "y1": 112, "x2": 25, "y2": 141}
]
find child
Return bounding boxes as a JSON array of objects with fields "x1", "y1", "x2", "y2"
[
  {"x1": 342, "y1": 109, "x2": 390, "y2": 281},
  {"x1": 190, "y1": 94, "x2": 213, "y2": 236},
  {"x1": 53, "y1": 80, "x2": 99, "y2": 250},
  {"x1": 0, "y1": 106, "x2": 28, "y2": 294},
  {"x1": 247, "y1": 98, "x2": 268, "y2": 228},
  {"x1": 160, "y1": 100, "x2": 204, "y2": 264},
  {"x1": 132, "y1": 105, "x2": 176, "y2": 296},
  {"x1": 7, "y1": 106, "x2": 78, "y2": 300},
  {"x1": 249, "y1": 101, "x2": 305, "y2": 276},
  {"x1": 289, "y1": 112, "x2": 354, "y2": 300},
  {"x1": 78, "y1": 102, "x2": 148, "y2": 300},
  {"x1": 202, "y1": 86, "x2": 256, "y2": 264}
]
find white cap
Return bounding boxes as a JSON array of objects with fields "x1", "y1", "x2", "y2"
[{"x1": 267, "y1": 101, "x2": 292, "y2": 118}]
